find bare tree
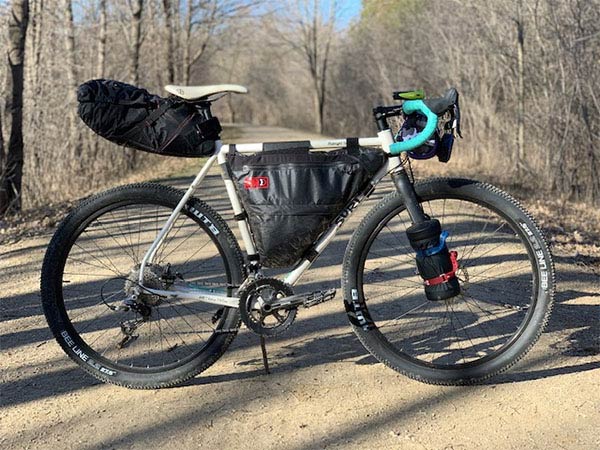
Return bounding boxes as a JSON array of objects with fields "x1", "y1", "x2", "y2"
[
  {"x1": 63, "y1": 0, "x2": 82, "y2": 156},
  {"x1": 28, "y1": 0, "x2": 44, "y2": 94},
  {"x1": 181, "y1": 0, "x2": 260, "y2": 85},
  {"x1": 0, "y1": 112, "x2": 4, "y2": 167},
  {"x1": 1, "y1": 0, "x2": 29, "y2": 215},
  {"x1": 97, "y1": 0, "x2": 107, "y2": 77},
  {"x1": 515, "y1": 0, "x2": 526, "y2": 172},
  {"x1": 0, "y1": 0, "x2": 597, "y2": 211},
  {"x1": 162, "y1": 0, "x2": 175, "y2": 83},
  {"x1": 129, "y1": 0, "x2": 144, "y2": 85},
  {"x1": 125, "y1": 0, "x2": 144, "y2": 169},
  {"x1": 275, "y1": 0, "x2": 339, "y2": 134},
  {"x1": 182, "y1": 0, "x2": 217, "y2": 85}
]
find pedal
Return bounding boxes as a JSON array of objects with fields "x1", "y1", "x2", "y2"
[
  {"x1": 267, "y1": 289, "x2": 337, "y2": 311},
  {"x1": 303, "y1": 289, "x2": 336, "y2": 308}
]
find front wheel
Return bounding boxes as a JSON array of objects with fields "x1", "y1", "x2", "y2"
[
  {"x1": 41, "y1": 183, "x2": 245, "y2": 389},
  {"x1": 342, "y1": 178, "x2": 554, "y2": 385}
]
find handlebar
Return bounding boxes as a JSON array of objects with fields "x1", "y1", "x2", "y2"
[{"x1": 388, "y1": 100, "x2": 438, "y2": 156}]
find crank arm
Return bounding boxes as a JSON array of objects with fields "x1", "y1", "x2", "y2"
[{"x1": 266, "y1": 289, "x2": 337, "y2": 312}]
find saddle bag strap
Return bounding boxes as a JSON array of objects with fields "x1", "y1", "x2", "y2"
[
  {"x1": 144, "y1": 98, "x2": 178, "y2": 126},
  {"x1": 346, "y1": 137, "x2": 359, "y2": 150},
  {"x1": 120, "y1": 98, "x2": 179, "y2": 142}
]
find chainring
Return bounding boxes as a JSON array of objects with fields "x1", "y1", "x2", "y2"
[{"x1": 238, "y1": 278, "x2": 297, "y2": 337}]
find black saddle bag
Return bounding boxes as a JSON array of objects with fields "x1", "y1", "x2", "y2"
[
  {"x1": 77, "y1": 79, "x2": 221, "y2": 157},
  {"x1": 228, "y1": 141, "x2": 387, "y2": 267}
]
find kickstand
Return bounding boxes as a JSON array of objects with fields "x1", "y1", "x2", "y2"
[{"x1": 259, "y1": 335, "x2": 270, "y2": 375}]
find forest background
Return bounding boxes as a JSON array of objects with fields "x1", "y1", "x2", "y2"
[{"x1": 0, "y1": 0, "x2": 599, "y2": 216}]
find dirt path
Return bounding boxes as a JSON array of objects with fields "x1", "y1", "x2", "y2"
[{"x1": 1, "y1": 125, "x2": 599, "y2": 450}]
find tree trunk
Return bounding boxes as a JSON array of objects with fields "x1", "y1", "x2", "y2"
[
  {"x1": 130, "y1": 0, "x2": 144, "y2": 86},
  {"x1": 162, "y1": 0, "x2": 175, "y2": 84},
  {"x1": 313, "y1": 84, "x2": 323, "y2": 134},
  {"x1": 0, "y1": 112, "x2": 4, "y2": 165},
  {"x1": 1, "y1": 0, "x2": 29, "y2": 215},
  {"x1": 516, "y1": 0, "x2": 525, "y2": 173},
  {"x1": 97, "y1": 0, "x2": 107, "y2": 77},
  {"x1": 29, "y1": 0, "x2": 44, "y2": 94},
  {"x1": 182, "y1": 0, "x2": 193, "y2": 85},
  {"x1": 127, "y1": 0, "x2": 144, "y2": 169},
  {"x1": 63, "y1": 0, "x2": 82, "y2": 157}
]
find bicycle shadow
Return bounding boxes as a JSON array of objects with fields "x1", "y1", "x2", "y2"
[
  {"x1": 2, "y1": 242, "x2": 597, "y2": 409},
  {"x1": 2, "y1": 172, "x2": 598, "y2": 410}
]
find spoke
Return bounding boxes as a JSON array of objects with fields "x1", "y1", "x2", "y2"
[
  {"x1": 461, "y1": 296, "x2": 517, "y2": 351},
  {"x1": 459, "y1": 215, "x2": 496, "y2": 263},
  {"x1": 88, "y1": 216, "x2": 138, "y2": 266},
  {"x1": 462, "y1": 293, "x2": 517, "y2": 328},
  {"x1": 99, "y1": 327, "x2": 126, "y2": 357},
  {"x1": 156, "y1": 307, "x2": 189, "y2": 348},
  {"x1": 367, "y1": 250, "x2": 414, "y2": 265},
  {"x1": 156, "y1": 214, "x2": 193, "y2": 262},
  {"x1": 104, "y1": 211, "x2": 139, "y2": 263},
  {"x1": 75, "y1": 307, "x2": 116, "y2": 335},
  {"x1": 403, "y1": 302, "x2": 439, "y2": 342},
  {"x1": 156, "y1": 307, "x2": 185, "y2": 360},
  {"x1": 449, "y1": 310, "x2": 467, "y2": 364},
  {"x1": 383, "y1": 224, "x2": 414, "y2": 258},
  {"x1": 461, "y1": 238, "x2": 513, "y2": 272},
  {"x1": 164, "y1": 301, "x2": 208, "y2": 345},
  {"x1": 431, "y1": 304, "x2": 452, "y2": 363},
  {"x1": 466, "y1": 284, "x2": 529, "y2": 304},
  {"x1": 469, "y1": 262, "x2": 532, "y2": 284},
  {"x1": 461, "y1": 296, "x2": 493, "y2": 344},
  {"x1": 156, "y1": 310, "x2": 165, "y2": 359},
  {"x1": 449, "y1": 302, "x2": 477, "y2": 357},
  {"x1": 135, "y1": 204, "x2": 144, "y2": 262},
  {"x1": 377, "y1": 300, "x2": 430, "y2": 329},
  {"x1": 69, "y1": 247, "x2": 121, "y2": 277},
  {"x1": 169, "y1": 297, "x2": 217, "y2": 334},
  {"x1": 177, "y1": 238, "x2": 215, "y2": 270}
]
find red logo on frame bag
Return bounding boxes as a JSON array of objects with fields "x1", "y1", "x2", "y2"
[{"x1": 244, "y1": 176, "x2": 269, "y2": 189}]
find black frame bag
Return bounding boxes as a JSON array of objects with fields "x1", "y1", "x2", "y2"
[
  {"x1": 77, "y1": 79, "x2": 221, "y2": 157},
  {"x1": 228, "y1": 141, "x2": 386, "y2": 267}
]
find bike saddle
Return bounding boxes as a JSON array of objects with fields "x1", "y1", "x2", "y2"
[
  {"x1": 423, "y1": 88, "x2": 458, "y2": 115},
  {"x1": 164, "y1": 84, "x2": 248, "y2": 101}
]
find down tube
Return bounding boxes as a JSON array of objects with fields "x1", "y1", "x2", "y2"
[{"x1": 283, "y1": 164, "x2": 391, "y2": 286}]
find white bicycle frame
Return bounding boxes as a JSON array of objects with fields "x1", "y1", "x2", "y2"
[{"x1": 137, "y1": 129, "x2": 401, "y2": 308}]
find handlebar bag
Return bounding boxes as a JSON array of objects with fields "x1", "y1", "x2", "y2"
[
  {"x1": 77, "y1": 79, "x2": 221, "y2": 157},
  {"x1": 227, "y1": 141, "x2": 386, "y2": 267}
]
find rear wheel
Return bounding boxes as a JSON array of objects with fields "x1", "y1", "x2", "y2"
[
  {"x1": 41, "y1": 183, "x2": 245, "y2": 389},
  {"x1": 342, "y1": 178, "x2": 554, "y2": 385}
]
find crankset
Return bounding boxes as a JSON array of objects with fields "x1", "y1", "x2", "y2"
[
  {"x1": 239, "y1": 278, "x2": 297, "y2": 337},
  {"x1": 239, "y1": 278, "x2": 337, "y2": 337}
]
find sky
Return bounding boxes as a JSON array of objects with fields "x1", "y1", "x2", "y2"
[
  {"x1": 0, "y1": 0, "x2": 364, "y2": 29},
  {"x1": 338, "y1": 0, "x2": 363, "y2": 28}
]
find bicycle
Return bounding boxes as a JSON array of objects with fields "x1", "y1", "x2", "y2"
[{"x1": 41, "y1": 83, "x2": 555, "y2": 389}]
